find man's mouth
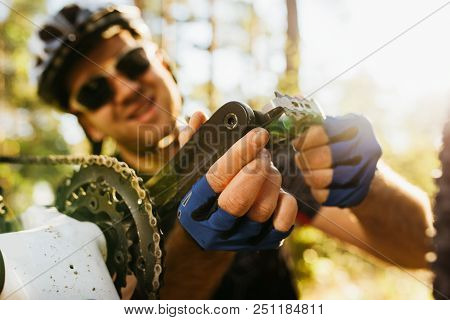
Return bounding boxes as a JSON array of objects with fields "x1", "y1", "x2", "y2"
[{"x1": 127, "y1": 89, "x2": 158, "y2": 123}]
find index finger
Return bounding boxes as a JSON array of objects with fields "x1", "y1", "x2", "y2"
[
  {"x1": 206, "y1": 127, "x2": 269, "y2": 192},
  {"x1": 178, "y1": 112, "x2": 207, "y2": 147}
]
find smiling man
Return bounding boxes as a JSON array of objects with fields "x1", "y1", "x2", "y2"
[{"x1": 33, "y1": 4, "x2": 433, "y2": 299}]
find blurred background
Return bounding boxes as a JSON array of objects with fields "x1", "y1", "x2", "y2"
[{"x1": 0, "y1": 0, "x2": 449, "y2": 299}]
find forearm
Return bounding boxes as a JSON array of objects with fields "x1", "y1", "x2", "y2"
[
  {"x1": 159, "y1": 221, "x2": 235, "y2": 299},
  {"x1": 350, "y1": 162, "x2": 434, "y2": 268}
]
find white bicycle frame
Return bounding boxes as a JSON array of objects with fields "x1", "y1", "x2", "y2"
[{"x1": 0, "y1": 206, "x2": 119, "y2": 299}]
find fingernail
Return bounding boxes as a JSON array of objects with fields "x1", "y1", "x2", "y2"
[{"x1": 252, "y1": 128, "x2": 269, "y2": 146}]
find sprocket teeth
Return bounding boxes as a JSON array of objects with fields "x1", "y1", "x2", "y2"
[
  {"x1": 127, "y1": 238, "x2": 133, "y2": 247},
  {"x1": 54, "y1": 157, "x2": 162, "y2": 299},
  {"x1": 70, "y1": 192, "x2": 79, "y2": 201},
  {"x1": 78, "y1": 187, "x2": 87, "y2": 197},
  {"x1": 110, "y1": 190, "x2": 119, "y2": 203}
]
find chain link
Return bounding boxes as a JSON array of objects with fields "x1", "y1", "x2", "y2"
[{"x1": 0, "y1": 194, "x2": 6, "y2": 216}]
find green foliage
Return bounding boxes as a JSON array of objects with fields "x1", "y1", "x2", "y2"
[
  {"x1": 289, "y1": 226, "x2": 432, "y2": 299},
  {"x1": 0, "y1": 0, "x2": 72, "y2": 226}
]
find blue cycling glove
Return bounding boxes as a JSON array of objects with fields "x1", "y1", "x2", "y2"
[
  {"x1": 178, "y1": 176, "x2": 293, "y2": 251},
  {"x1": 322, "y1": 114, "x2": 382, "y2": 207}
]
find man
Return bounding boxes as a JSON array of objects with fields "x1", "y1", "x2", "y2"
[{"x1": 33, "y1": 4, "x2": 433, "y2": 299}]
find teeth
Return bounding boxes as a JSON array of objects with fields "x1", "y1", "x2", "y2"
[
  {"x1": 136, "y1": 103, "x2": 149, "y2": 117},
  {"x1": 133, "y1": 98, "x2": 154, "y2": 119}
]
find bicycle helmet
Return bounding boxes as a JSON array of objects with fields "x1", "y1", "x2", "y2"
[{"x1": 34, "y1": 3, "x2": 150, "y2": 110}]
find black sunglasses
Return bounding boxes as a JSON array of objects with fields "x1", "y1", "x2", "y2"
[{"x1": 74, "y1": 47, "x2": 151, "y2": 111}]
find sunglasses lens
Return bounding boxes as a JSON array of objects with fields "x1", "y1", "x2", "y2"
[
  {"x1": 116, "y1": 47, "x2": 150, "y2": 80},
  {"x1": 76, "y1": 76, "x2": 113, "y2": 111}
]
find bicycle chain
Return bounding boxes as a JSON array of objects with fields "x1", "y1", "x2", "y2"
[
  {"x1": 0, "y1": 189, "x2": 7, "y2": 225},
  {"x1": 0, "y1": 155, "x2": 162, "y2": 299},
  {"x1": 0, "y1": 194, "x2": 6, "y2": 216}
]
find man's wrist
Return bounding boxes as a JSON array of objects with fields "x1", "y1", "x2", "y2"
[{"x1": 350, "y1": 168, "x2": 383, "y2": 216}]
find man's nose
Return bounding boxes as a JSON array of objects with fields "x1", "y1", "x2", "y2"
[{"x1": 110, "y1": 73, "x2": 141, "y2": 107}]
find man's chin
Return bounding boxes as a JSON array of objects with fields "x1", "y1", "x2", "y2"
[
  {"x1": 114, "y1": 117, "x2": 176, "y2": 152},
  {"x1": 136, "y1": 126, "x2": 175, "y2": 148}
]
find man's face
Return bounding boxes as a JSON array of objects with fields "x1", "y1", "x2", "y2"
[{"x1": 67, "y1": 31, "x2": 182, "y2": 152}]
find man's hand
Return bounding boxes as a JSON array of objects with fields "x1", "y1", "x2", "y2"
[
  {"x1": 292, "y1": 113, "x2": 382, "y2": 208},
  {"x1": 177, "y1": 112, "x2": 298, "y2": 250}
]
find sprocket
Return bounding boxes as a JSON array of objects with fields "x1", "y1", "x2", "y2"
[{"x1": 55, "y1": 163, "x2": 162, "y2": 299}]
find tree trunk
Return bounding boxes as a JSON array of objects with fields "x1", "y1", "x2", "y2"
[
  {"x1": 208, "y1": 0, "x2": 217, "y2": 109},
  {"x1": 279, "y1": 0, "x2": 300, "y2": 95}
]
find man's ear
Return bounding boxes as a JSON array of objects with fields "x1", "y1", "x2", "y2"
[
  {"x1": 156, "y1": 48, "x2": 178, "y2": 83},
  {"x1": 76, "y1": 113, "x2": 105, "y2": 142},
  {"x1": 155, "y1": 48, "x2": 169, "y2": 68}
]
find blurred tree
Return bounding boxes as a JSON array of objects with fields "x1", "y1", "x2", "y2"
[
  {"x1": 134, "y1": 0, "x2": 146, "y2": 11},
  {"x1": 278, "y1": 0, "x2": 300, "y2": 95},
  {"x1": 207, "y1": 0, "x2": 217, "y2": 109},
  {"x1": 0, "y1": 0, "x2": 72, "y2": 229}
]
